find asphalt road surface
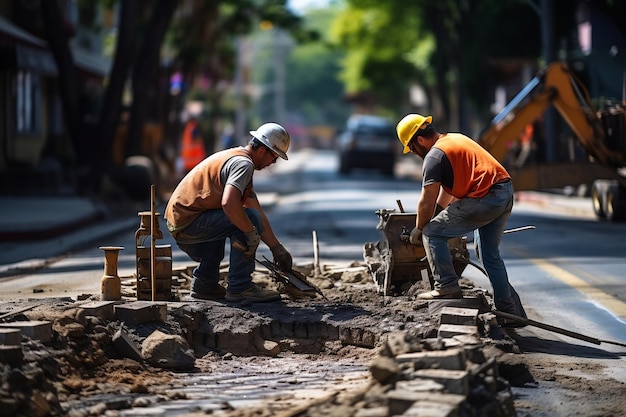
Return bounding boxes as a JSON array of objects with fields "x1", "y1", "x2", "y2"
[{"x1": 2, "y1": 148, "x2": 626, "y2": 416}]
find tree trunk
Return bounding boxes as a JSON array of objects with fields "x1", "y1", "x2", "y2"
[
  {"x1": 96, "y1": 0, "x2": 141, "y2": 170},
  {"x1": 39, "y1": 0, "x2": 88, "y2": 185},
  {"x1": 126, "y1": 0, "x2": 178, "y2": 158}
]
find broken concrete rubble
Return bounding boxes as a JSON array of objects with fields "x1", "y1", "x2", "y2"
[{"x1": 0, "y1": 262, "x2": 524, "y2": 416}]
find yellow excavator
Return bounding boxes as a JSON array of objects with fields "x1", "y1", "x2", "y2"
[{"x1": 478, "y1": 61, "x2": 626, "y2": 221}]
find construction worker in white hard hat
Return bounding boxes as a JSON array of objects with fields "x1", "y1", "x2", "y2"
[
  {"x1": 165, "y1": 122, "x2": 293, "y2": 304},
  {"x1": 396, "y1": 114, "x2": 527, "y2": 327}
]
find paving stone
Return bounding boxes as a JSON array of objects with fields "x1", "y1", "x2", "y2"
[
  {"x1": 438, "y1": 324, "x2": 478, "y2": 338},
  {"x1": 0, "y1": 320, "x2": 53, "y2": 343},
  {"x1": 396, "y1": 349, "x2": 466, "y2": 371},
  {"x1": 427, "y1": 296, "x2": 490, "y2": 315},
  {"x1": 80, "y1": 301, "x2": 116, "y2": 321},
  {"x1": 395, "y1": 379, "x2": 445, "y2": 393},
  {"x1": 439, "y1": 307, "x2": 479, "y2": 326},
  {"x1": 401, "y1": 400, "x2": 458, "y2": 416},
  {"x1": 114, "y1": 301, "x2": 167, "y2": 325},
  {"x1": 0, "y1": 328, "x2": 22, "y2": 345},
  {"x1": 387, "y1": 390, "x2": 465, "y2": 416},
  {"x1": 412, "y1": 369, "x2": 470, "y2": 395},
  {"x1": 0, "y1": 345, "x2": 23, "y2": 365},
  {"x1": 354, "y1": 406, "x2": 389, "y2": 417}
]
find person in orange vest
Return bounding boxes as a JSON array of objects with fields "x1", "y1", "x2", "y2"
[
  {"x1": 396, "y1": 114, "x2": 527, "y2": 327},
  {"x1": 165, "y1": 122, "x2": 293, "y2": 304},
  {"x1": 179, "y1": 116, "x2": 207, "y2": 174}
]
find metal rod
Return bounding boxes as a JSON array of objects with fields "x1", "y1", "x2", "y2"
[
  {"x1": 419, "y1": 226, "x2": 536, "y2": 262},
  {"x1": 150, "y1": 184, "x2": 156, "y2": 302},
  {"x1": 503, "y1": 225, "x2": 536, "y2": 234},
  {"x1": 493, "y1": 310, "x2": 626, "y2": 348}
]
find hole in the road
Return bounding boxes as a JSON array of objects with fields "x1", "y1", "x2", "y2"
[{"x1": 197, "y1": 318, "x2": 377, "y2": 356}]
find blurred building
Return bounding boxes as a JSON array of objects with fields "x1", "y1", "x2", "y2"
[{"x1": 0, "y1": 1, "x2": 110, "y2": 195}]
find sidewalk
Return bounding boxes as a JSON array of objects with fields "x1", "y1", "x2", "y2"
[
  {"x1": 0, "y1": 196, "x2": 106, "y2": 241},
  {"x1": 0, "y1": 188, "x2": 594, "y2": 270},
  {"x1": 0, "y1": 196, "x2": 140, "y2": 270},
  {"x1": 515, "y1": 189, "x2": 595, "y2": 218}
]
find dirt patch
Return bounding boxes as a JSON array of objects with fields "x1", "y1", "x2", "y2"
[{"x1": 1, "y1": 262, "x2": 624, "y2": 416}]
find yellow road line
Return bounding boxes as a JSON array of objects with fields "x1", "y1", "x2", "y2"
[{"x1": 528, "y1": 257, "x2": 626, "y2": 322}]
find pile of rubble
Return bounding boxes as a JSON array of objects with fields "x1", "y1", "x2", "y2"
[
  {"x1": 0, "y1": 262, "x2": 529, "y2": 417},
  {"x1": 296, "y1": 305, "x2": 521, "y2": 417}
]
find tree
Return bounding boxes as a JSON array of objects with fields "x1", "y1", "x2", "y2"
[
  {"x1": 39, "y1": 0, "x2": 305, "y2": 198},
  {"x1": 41, "y1": 0, "x2": 177, "y2": 195},
  {"x1": 329, "y1": 0, "x2": 543, "y2": 129}
]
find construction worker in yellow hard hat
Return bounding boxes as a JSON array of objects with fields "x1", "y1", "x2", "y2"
[
  {"x1": 165, "y1": 122, "x2": 293, "y2": 304},
  {"x1": 396, "y1": 114, "x2": 432, "y2": 155},
  {"x1": 396, "y1": 114, "x2": 527, "y2": 328}
]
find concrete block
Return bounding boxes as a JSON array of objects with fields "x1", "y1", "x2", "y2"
[
  {"x1": 438, "y1": 324, "x2": 478, "y2": 338},
  {"x1": 413, "y1": 369, "x2": 470, "y2": 395},
  {"x1": 401, "y1": 401, "x2": 458, "y2": 417},
  {"x1": 0, "y1": 345, "x2": 23, "y2": 366},
  {"x1": 396, "y1": 349, "x2": 466, "y2": 371},
  {"x1": 0, "y1": 321, "x2": 53, "y2": 343},
  {"x1": 395, "y1": 379, "x2": 445, "y2": 393},
  {"x1": 0, "y1": 328, "x2": 22, "y2": 345},
  {"x1": 387, "y1": 390, "x2": 465, "y2": 416},
  {"x1": 439, "y1": 307, "x2": 479, "y2": 326},
  {"x1": 114, "y1": 301, "x2": 167, "y2": 325},
  {"x1": 80, "y1": 301, "x2": 116, "y2": 321},
  {"x1": 427, "y1": 296, "x2": 490, "y2": 315},
  {"x1": 355, "y1": 407, "x2": 389, "y2": 417}
]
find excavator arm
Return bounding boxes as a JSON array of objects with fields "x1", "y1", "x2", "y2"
[
  {"x1": 479, "y1": 62, "x2": 622, "y2": 167},
  {"x1": 478, "y1": 61, "x2": 626, "y2": 221}
]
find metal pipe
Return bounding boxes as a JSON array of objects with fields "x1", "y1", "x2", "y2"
[{"x1": 493, "y1": 310, "x2": 626, "y2": 348}]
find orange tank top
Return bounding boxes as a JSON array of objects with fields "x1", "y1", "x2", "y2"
[{"x1": 433, "y1": 133, "x2": 510, "y2": 199}]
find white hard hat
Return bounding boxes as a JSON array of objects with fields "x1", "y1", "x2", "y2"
[{"x1": 250, "y1": 123, "x2": 290, "y2": 160}]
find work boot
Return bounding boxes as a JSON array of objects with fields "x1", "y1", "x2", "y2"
[
  {"x1": 417, "y1": 286, "x2": 462, "y2": 300},
  {"x1": 225, "y1": 283, "x2": 281, "y2": 303},
  {"x1": 190, "y1": 282, "x2": 226, "y2": 300}
]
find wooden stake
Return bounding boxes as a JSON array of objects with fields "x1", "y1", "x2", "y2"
[
  {"x1": 150, "y1": 184, "x2": 156, "y2": 301},
  {"x1": 312, "y1": 230, "x2": 321, "y2": 277}
]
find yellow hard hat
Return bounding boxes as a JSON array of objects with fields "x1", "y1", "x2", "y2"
[{"x1": 396, "y1": 114, "x2": 433, "y2": 154}]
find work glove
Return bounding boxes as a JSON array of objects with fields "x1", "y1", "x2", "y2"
[
  {"x1": 409, "y1": 227, "x2": 423, "y2": 245},
  {"x1": 271, "y1": 244, "x2": 293, "y2": 270},
  {"x1": 241, "y1": 227, "x2": 260, "y2": 258}
]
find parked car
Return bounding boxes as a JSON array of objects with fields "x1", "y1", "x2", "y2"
[{"x1": 337, "y1": 114, "x2": 399, "y2": 177}]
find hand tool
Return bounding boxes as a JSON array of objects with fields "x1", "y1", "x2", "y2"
[
  {"x1": 256, "y1": 257, "x2": 328, "y2": 301},
  {"x1": 493, "y1": 310, "x2": 626, "y2": 348}
]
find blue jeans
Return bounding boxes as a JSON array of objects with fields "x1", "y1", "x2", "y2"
[
  {"x1": 172, "y1": 208, "x2": 263, "y2": 294},
  {"x1": 422, "y1": 181, "x2": 521, "y2": 313}
]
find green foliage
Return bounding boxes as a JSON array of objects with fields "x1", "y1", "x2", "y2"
[
  {"x1": 329, "y1": 0, "x2": 430, "y2": 113},
  {"x1": 328, "y1": 0, "x2": 549, "y2": 118}
]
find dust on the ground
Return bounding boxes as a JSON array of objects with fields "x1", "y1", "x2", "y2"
[{"x1": 2, "y1": 261, "x2": 626, "y2": 417}]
